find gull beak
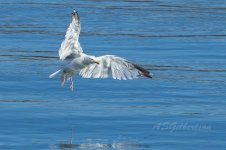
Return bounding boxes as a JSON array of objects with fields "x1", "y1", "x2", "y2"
[{"x1": 95, "y1": 61, "x2": 100, "y2": 64}]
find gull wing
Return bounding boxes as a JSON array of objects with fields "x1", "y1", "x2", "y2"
[
  {"x1": 59, "y1": 11, "x2": 83, "y2": 60},
  {"x1": 79, "y1": 55, "x2": 153, "y2": 80}
]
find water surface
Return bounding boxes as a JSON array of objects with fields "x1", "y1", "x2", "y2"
[{"x1": 0, "y1": 0, "x2": 226, "y2": 150}]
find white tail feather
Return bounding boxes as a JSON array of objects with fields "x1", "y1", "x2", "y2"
[{"x1": 49, "y1": 69, "x2": 61, "y2": 78}]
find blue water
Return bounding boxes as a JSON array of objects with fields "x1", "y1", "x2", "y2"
[{"x1": 0, "y1": 0, "x2": 226, "y2": 149}]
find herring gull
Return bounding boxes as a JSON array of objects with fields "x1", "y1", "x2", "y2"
[{"x1": 49, "y1": 10, "x2": 153, "y2": 91}]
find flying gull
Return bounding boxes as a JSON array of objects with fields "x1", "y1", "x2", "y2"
[{"x1": 49, "y1": 10, "x2": 153, "y2": 91}]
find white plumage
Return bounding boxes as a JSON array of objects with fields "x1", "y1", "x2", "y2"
[
  {"x1": 58, "y1": 10, "x2": 82, "y2": 60},
  {"x1": 50, "y1": 10, "x2": 153, "y2": 91}
]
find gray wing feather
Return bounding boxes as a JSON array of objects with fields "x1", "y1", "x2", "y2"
[{"x1": 79, "y1": 55, "x2": 152, "y2": 80}]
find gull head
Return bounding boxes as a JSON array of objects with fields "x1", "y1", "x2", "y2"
[
  {"x1": 82, "y1": 55, "x2": 100, "y2": 65},
  {"x1": 87, "y1": 57, "x2": 100, "y2": 65}
]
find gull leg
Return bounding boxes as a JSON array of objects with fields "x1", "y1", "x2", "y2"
[
  {"x1": 70, "y1": 77, "x2": 74, "y2": 92},
  {"x1": 61, "y1": 75, "x2": 65, "y2": 87}
]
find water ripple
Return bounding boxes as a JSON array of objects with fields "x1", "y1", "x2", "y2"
[
  {"x1": 57, "y1": 142, "x2": 151, "y2": 149},
  {"x1": 146, "y1": 65, "x2": 226, "y2": 73}
]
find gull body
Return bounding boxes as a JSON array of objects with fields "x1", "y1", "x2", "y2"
[{"x1": 49, "y1": 10, "x2": 153, "y2": 91}]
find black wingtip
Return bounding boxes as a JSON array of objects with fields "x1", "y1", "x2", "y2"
[
  {"x1": 132, "y1": 63, "x2": 153, "y2": 79},
  {"x1": 71, "y1": 10, "x2": 80, "y2": 22},
  {"x1": 72, "y1": 10, "x2": 77, "y2": 15},
  {"x1": 146, "y1": 73, "x2": 153, "y2": 78}
]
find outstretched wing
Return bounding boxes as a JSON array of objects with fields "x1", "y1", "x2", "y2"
[
  {"x1": 79, "y1": 55, "x2": 153, "y2": 80},
  {"x1": 59, "y1": 11, "x2": 83, "y2": 60}
]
